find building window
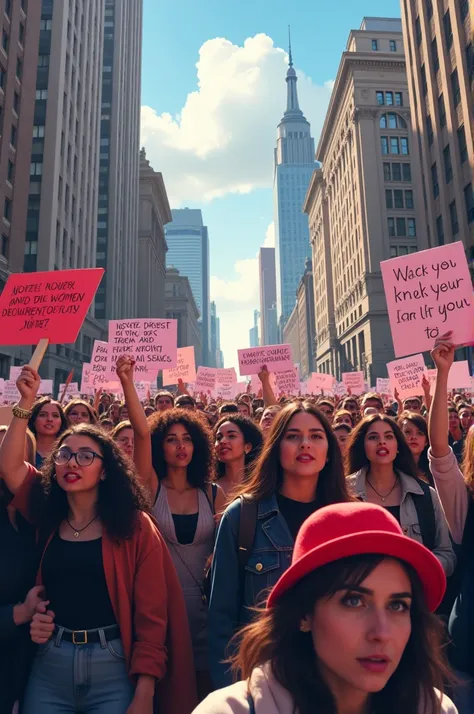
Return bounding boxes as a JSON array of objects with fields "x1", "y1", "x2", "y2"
[
  {"x1": 16, "y1": 58, "x2": 22, "y2": 80},
  {"x1": 4, "y1": 0, "x2": 11, "y2": 18},
  {"x1": 388, "y1": 217, "x2": 396, "y2": 237},
  {"x1": 385, "y1": 190, "x2": 393, "y2": 209},
  {"x1": 390, "y1": 40, "x2": 397, "y2": 52},
  {"x1": 443, "y1": 10, "x2": 453, "y2": 50},
  {"x1": 19, "y1": 22, "x2": 24, "y2": 45},
  {"x1": 0, "y1": 67, "x2": 5, "y2": 89},
  {"x1": 394, "y1": 189, "x2": 404, "y2": 209},
  {"x1": 385, "y1": 91, "x2": 393, "y2": 106},
  {"x1": 35, "y1": 89, "x2": 48, "y2": 100},
  {"x1": 407, "y1": 218, "x2": 416, "y2": 237},
  {"x1": 396, "y1": 217, "x2": 406, "y2": 236},
  {"x1": 420, "y1": 65, "x2": 428, "y2": 97},
  {"x1": 10, "y1": 124, "x2": 16, "y2": 147},
  {"x1": 443, "y1": 144, "x2": 453, "y2": 183},
  {"x1": 4, "y1": 197, "x2": 11, "y2": 222},
  {"x1": 402, "y1": 163, "x2": 411, "y2": 182},
  {"x1": 30, "y1": 162, "x2": 43, "y2": 176},
  {"x1": 457, "y1": 125, "x2": 468, "y2": 164},
  {"x1": 431, "y1": 38, "x2": 439, "y2": 72},
  {"x1": 405, "y1": 190, "x2": 414, "y2": 209},
  {"x1": 431, "y1": 162, "x2": 439, "y2": 198},
  {"x1": 400, "y1": 137, "x2": 409, "y2": 155},
  {"x1": 32, "y1": 125, "x2": 45, "y2": 138},
  {"x1": 13, "y1": 91, "x2": 19, "y2": 113},
  {"x1": 415, "y1": 16, "x2": 422, "y2": 46},
  {"x1": 372, "y1": 39, "x2": 378, "y2": 51},
  {"x1": 380, "y1": 112, "x2": 407, "y2": 129},
  {"x1": 1, "y1": 233, "x2": 7, "y2": 257},
  {"x1": 390, "y1": 137, "x2": 400, "y2": 154},
  {"x1": 7, "y1": 159, "x2": 13, "y2": 181},
  {"x1": 449, "y1": 200, "x2": 459, "y2": 236},
  {"x1": 395, "y1": 92, "x2": 403, "y2": 106},
  {"x1": 392, "y1": 163, "x2": 402, "y2": 181},
  {"x1": 376, "y1": 90, "x2": 384, "y2": 105},
  {"x1": 464, "y1": 183, "x2": 474, "y2": 223},
  {"x1": 2, "y1": 30, "x2": 8, "y2": 53},
  {"x1": 40, "y1": 19, "x2": 53, "y2": 31},
  {"x1": 436, "y1": 215, "x2": 444, "y2": 244},
  {"x1": 438, "y1": 93, "x2": 446, "y2": 127},
  {"x1": 381, "y1": 136, "x2": 389, "y2": 155},
  {"x1": 426, "y1": 114, "x2": 433, "y2": 145},
  {"x1": 38, "y1": 55, "x2": 49, "y2": 67},
  {"x1": 383, "y1": 163, "x2": 391, "y2": 181},
  {"x1": 451, "y1": 69, "x2": 460, "y2": 106}
]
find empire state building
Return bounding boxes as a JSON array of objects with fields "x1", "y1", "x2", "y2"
[{"x1": 273, "y1": 39, "x2": 316, "y2": 328}]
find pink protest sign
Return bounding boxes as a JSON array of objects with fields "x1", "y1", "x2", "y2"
[
  {"x1": 238, "y1": 344, "x2": 293, "y2": 376},
  {"x1": 448, "y1": 360, "x2": 471, "y2": 389},
  {"x1": 342, "y1": 371, "x2": 365, "y2": 395},
  {"x1": 108, "y1": 319, "x2": 178, "y2": 380},
  {"x1": 195, "y1": 366, "x2": 217, "y2": 395},
  {"x1": 376, "y1": 378, "x2": 392, "y2": 396},
  {"x1": 0, "y1": 268, "x2": 104, "y2": 345},
  {"x1": 387, "y1": 354, "x2": 426, "y2": 399},
  {"x1": 308, "y1": 372, "x2": 335, "y2": 395},
  {"x1": 89, "y1": 340, "x2": 111, "y2": 388},
  {"x1": 162, "y1": 346, "x2": 196, "y2": 386},
  {"x1": 275, "y1": 367, "x2": 299, "y2": 395},
  {"x1": 381, "y1": 242, "x2": 474, "y2": 358}
]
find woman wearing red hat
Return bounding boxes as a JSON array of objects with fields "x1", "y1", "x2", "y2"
[{"x1": 196, "y1": 502, "x2": 456, "y2": 714}]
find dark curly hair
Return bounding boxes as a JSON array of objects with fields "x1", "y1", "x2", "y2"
[
  {"x1": 64, "y1": 399, "x2": 98, "y2": 425},
  {"x1": 213, "y1": 414, "x2": 263, "y2": 480},
  {"x1": 148, "y1": 408, "x2": 215, "y2": 489},
  {"x1": 28, "y1": 397, "x2": 68, "y2": 438},
  {"x1": 29, "y1": 423, "x2": 151, "y2": 540}
]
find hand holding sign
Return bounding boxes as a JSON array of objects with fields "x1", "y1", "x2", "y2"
[{"x1": 16, "y1": 366, "x2": 41, "y2": 408}]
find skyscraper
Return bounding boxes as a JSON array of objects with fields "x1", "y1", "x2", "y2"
[
  {"x1": 94, "y1": 0, "x2": 143, "y2": 320},
  {"x1": 258, "y1": 246, "x2": 278, "y2": 345},
  {"x1": 165, "y1": 208, "x2": 210, "y2": 364},
  {"x1": 273, "y1": 35, "x2": 316, "y2": 327},
  {"x1": 249, "y1": 309, "x2": 260, "y2": 347},
  {"x1": 210, "y1": 300, "x2": 223, "y2": 367}
]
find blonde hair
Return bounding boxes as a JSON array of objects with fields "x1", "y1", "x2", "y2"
[{"x1": 463, "y1": 425, "x2": 474, "y2": 495}]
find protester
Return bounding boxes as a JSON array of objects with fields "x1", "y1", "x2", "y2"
[
  {"x1": 458, "y1": 405, "x2": 474, "y2": 434},
  {"x1": 399, "y1": 412, "x2": 433, "y2": 485},
  {"x1": 213, "y1": 414, "x2": 263, "y2": 499},
  {"x1": 341, "y1": 397, "x2": 360, "y2": 424},
  {"x1": 259, "y1": 404, "x2": 282, "y2": 436},
  {"x1": 175, "y1": 394, "x2": 196, "y2": 410},
  {"x1": 208, "y1": 401, "x2": 352, "y2": 688},
  {"x1": 64, "y1": 398, "x2": 98, "y2": 426},
  {"x1": 346, "y1": 413, "x2": 455, "y2": 576},
  {"x1": 361, "y1": 392, "x2": 384, "y2": 413},
  {"x1": 28, "y1": 397, "x2": 68, "y2": 469},
  {"x1": 448, "y1": 407, "x2": 465, "y2": 463},
  {"x1": 237, "y1": 400, "x2": 252, "y2": 417},
  {"x1": 108, "y1": 401, "x2": 121, "y2": 425},
  {"x1": 317, "y1": 400, "x2": 334, "y2": 423},
  {"x1": 197, "y1": 502, "x2": 454, "y2": 714},
  {"x1": 0, "y1": 365, "x2": 197, "y2": 714},
  {"x1": 333, "y1": 422, "x2": 351, "y2": 456},
  {"x1": 111, "y1": 419, "x2": 134, "y2": 458},
  {"x1": 155, "y1": 391, "x2": 175, "y2": 411},
  {"x1": 333, "y1": 409, "x2": 354, "y2": 427}
]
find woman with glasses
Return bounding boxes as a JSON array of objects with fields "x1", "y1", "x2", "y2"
[{"x1": 0, "y1": 366, "x2": 197, "y2": 714}]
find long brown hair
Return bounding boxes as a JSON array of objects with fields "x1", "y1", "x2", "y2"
[
  {"x1": 346, "y1": 414, "x2": 418, "y2": 478},
  {"x1": 398, "y1": 412, "x2": 430, "y2": 480},
  {"x1": 462, "y1": 425, "x2": 474, "y2": 496},
  {"x1": 232, "y1": 554, "x2": 450, "y2": 714},
  {"x1": 64, "y1": 399, "x2": 98, "y2": 425},
  {"x1": 237, "y1": 401, "x2": 351, "y2": 504}
]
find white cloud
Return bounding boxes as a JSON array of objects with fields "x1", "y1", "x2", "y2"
[
  {"x1": 263, "y1": 221, "x2": 275, "y2": 248},
  {"x1": 141, "y1": 34, "x2": 333, "y2": 204}
]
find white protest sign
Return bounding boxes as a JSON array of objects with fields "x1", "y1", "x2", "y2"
[
  {"x1": 58, "y1": 382, "x2": 80, "y2": 401},
  {"x1": 195, "y1": 367, "x2": 217, "y2": 395},
  {"x1": 135, "y1": 381, "x2": 150, "y2": 401},
  {"x1": 4, "y1": 380, "x2": 20, "y2": 403},
  {"x1": 9, "y1": 366, "x2": 22, "y2": 381},
  {"x1": 162, "y1": 346, "x2": 196, "y2": 386},
  {"x1": 387, "y1": 354, "x2": 426, "y2": 399},
  {"x1": 238, "y1": 344, "x2": 293, "y2": 376},
  {"x1": 376, "y1": 378, "x2": 392, "y2": 395},
  {"x1": 275, "y1": 367, "x2": 299, "y2": 395},
  {"x1": 342, "y1": 371, "x2": 365, "y2": 395},
  {"x1": 38, "y1": 379, "x2": 54, "y2": 395},
  {"x1": 107, "y1": 319, "x2": 178, "y2": 380},
  {"x1": 308, "y1": 373, "x2": 335, "y2": 395}
]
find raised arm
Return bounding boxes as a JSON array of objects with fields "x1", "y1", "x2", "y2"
[
  {"x1": 428, "y1": 332, "x2": 453, "y2": 458},
  {"x1": 421, "y1": 374, "x2": 433, "y2": 413},
  {"x1": 116, "y1": 355, "x2": 158, "y2": 500},
  {"x1": 0, "y1": 366, "x2": 40, "y2": 494},
  {"x1": 258, "y1": 365, "x2": 277, "y2": 407}
]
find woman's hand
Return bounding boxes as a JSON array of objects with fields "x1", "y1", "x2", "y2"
[
  {"x1": 13, "y1": 586, "x2": 45, "y2": 625},
  {"x1": 16, "y1": 366, "x2": 41, "y2": 407},
  {"x1": 258, "y1": 365, "x2": 270, "y2": 383},
  {"x1": 431, "y1": 331, "x2": 455, "y2": 375},
  {"x1": 116, "y1": 355, "x2": 135, "y2": 386},
  {"x1": 30, "y1": 600, "x2": 55, "y2": 644},
  {"x1": 421, "y1": 374, "x2": 430, "y2": 395},
  {"x1": 126, "y1": 675, "x2": 155, "y2": 714}
]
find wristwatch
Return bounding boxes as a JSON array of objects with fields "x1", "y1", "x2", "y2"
[{"x1": 12, "y1": 404, "x2": 32, "y2": 420}]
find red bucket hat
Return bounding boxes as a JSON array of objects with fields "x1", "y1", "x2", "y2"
[{"x1": 267, "y1": 502, "x2": 446, "y2": 612}]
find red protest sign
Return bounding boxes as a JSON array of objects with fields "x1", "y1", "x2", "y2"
[{"x1": 0, "y1": 268, "x2": 104, "y2": 345}]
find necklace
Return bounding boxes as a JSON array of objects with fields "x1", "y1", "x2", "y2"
[
  {"x1": 366, "y1": 476, "x2": 399, "y2": 502},
  {"x1": 164, "y1": 483, "x2": 193, "y2": 495},
  {"x1": 66, "y1": 515, "x2": 99, "y2": 538}
]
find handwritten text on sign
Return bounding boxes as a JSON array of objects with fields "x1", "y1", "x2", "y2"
[
  {"x1": 107, "y1": 319, "x2": 178, "y2": 379},
  {"x1": 381, "y1": 242, "x2": 474, "y2": 358},
  {"x1": 0, "y1": 268, "x2": 104, "y2": 345},
  {"x1": 162, "y1": 346, "x2": 196, "y2": 386},
  {"x1": 238, "y1": 344, "x2": 293, "y2": 376},
  {"x1": 342, "y1": 372, "x2": 365, "y2": 395},
  {"x1": 195, "y1": 367, "x2": 217, "y2": 395},
  {"x1": 387, "y1": 354, "x2": 426, "y2": 399}
]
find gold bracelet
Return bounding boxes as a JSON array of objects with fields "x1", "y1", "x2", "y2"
[{"x1": 12, "y1": 404, "x2": 32, "y2": 420}]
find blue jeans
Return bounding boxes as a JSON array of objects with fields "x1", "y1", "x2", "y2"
[{"x1": 23, "y1": 627, "x2": 134, "y2": 713}]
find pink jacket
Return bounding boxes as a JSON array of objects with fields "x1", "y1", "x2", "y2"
[
  {"x1": 193, "y1": 665, "x2": 458, "y2": 714},
  {"x1": 428, "y1": 446, "x2": 468, "y2": 544}
]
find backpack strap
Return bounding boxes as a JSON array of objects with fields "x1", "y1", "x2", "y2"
[
  {"x1": 411, "y1": 480, "x2": 436, "y2": 552},
  {"x1": 203, "y1": 482, "x2": 218, "y2": 515},
  {"x1": 238, "y1": 495, "x2": 258, "y2": 575},
  {"x1": 247, "y1": 691, "x2": 256, "y2": 714}
]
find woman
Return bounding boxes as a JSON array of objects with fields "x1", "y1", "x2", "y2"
[
  {"x1": 28, "y1": 397, "x2": 68, "y2": 469},
  {"x1": 208, "y1": 401, "x2": 351, "y2": 689},
  {"x1": 214, "y1": 414, "x2": 263, "y2": 499},
  {"x1": 333, "y1": 409, "x2": 354, "y2": 428},
  {"x1": 333, "y1": 422, "x2": 351, "y2": 456},
  {"x1": 115, "y1": 356, "x2": 226, "y2": 701},
  {"x1": 108, "y1": 401, "x2": 121, "y2": 425},
  {"x1": 449, "y1": 407, "x2": 465, "y2": 463},
  {"x1": 197, "y1": 502, "x2": 455, "y2": 714},
  {"x1": 111, "y1": 420, "x2": 134, "y2": 458},
  {"x1": 458, "y1": 405, "x2": 474, "y2": 434},
  {"x1": 0, "y1": 425, "x2": 41, "y2": 714},
  {"x1": 0, "y1": 365, "x2": 197, "y2": 714},
  {"x1": 346, "y1": 414, "x2": 455, "y2": 576},
  {"x1": 64, "y1": 398, "x2": 98, "y2": 426},
  {"x1": 259, "y1": 405, "x2": 281, "y2": 437},
  {"x1": 428, "y1": 332, "x2": 474, "y2": 711},
  {"x1": 399, "y1": 412, "x2": 432, "y2": 485}
]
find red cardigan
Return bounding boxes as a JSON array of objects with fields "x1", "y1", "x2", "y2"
[{"x1": 12, "y1": 465, "x2": 198, "y2": 714}]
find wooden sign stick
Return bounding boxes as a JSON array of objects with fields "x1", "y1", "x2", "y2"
[{"x1": 29, "y1": 338, "x2": 49, "y2": 371}]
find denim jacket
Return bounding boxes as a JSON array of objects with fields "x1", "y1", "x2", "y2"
[{"x1": 208, "y1": 494, "x2": 293, "y2": 689}]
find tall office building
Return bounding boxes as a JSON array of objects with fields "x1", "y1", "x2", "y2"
[
  {"x1": 304, "y1": 18, "x2": 426, "y2": 381},
  {"x1": 165, "y1": 208, "x2": 210, "y2": 364},
  {"x1": 0, "y1": 0, "x2": 41, "y2": 375},
  {"x1": 400, "y1": 0, "x2": 473, "y2": 261},
  {"x1": 273, "y1": 38, "x2": 316, "y2": 327},
  {"x1": 210, "y1": 300, "x2": 223, "y2": 368},
  {"x1": 94, "y1": 0, "x2": 142, "y2": 320},
  {"x1": 20, "y1": 0, "x2": 105, "y2": 383},
  {"x1": 249, "y1": 309, "x2": 260, "y2": 347},
  {"x1": 258, "y1": 246, "x2": 278, "y2": 345}
]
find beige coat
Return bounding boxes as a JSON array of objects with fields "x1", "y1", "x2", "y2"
[{"x1": 193, "y1": 664, "x2": 458, "y2": 714}]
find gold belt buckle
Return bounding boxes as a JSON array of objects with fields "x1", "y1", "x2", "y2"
[{"x1": 72, "y1": 630, "x2": 88, "y2": 645}]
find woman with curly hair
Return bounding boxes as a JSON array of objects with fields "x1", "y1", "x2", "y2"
[
  {"x1": 64, "y1": 398, "x2": 98, "y2": 427},
  {"x1": 214, "y1": 414, "x2": 263, "y2": 499},
  {"x1": 28, "y1": 396, "x2": 68, "y2": 469},
  {"x1": 116, "y1": 356, "x2": 226, "y2": 701},
  {"x1": 0, "y1": 365, "x2": 197, "y2": 714}
]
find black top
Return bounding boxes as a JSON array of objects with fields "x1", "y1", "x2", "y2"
[
  {"x1": 0, "y1": 502, "x2": 38, "y2": 711},
  {"x1": 172, "y1": 512, "x2": 198, "y2": 545},
  {"x1": 384, "y1": 505, "x2": 401, "y2": 525},
  {"x1": 277, "y1": 493, "x2": 321, "y2": 541},
  {"x1": 42, "y1": 534, "x2": 116, "y2": 630}
]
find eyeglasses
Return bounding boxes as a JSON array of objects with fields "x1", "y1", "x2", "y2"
[{"x1": 53, "y1": 448, "x2": 104, "y2": 467}]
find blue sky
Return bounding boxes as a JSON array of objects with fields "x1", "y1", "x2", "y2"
[{"x1": 141, "y1": 0, "x2": 402, "y2": 367}]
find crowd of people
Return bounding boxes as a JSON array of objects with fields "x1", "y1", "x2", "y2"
[{"x1": 0, "y1": 331, "x2": 473, "y2": 714}]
